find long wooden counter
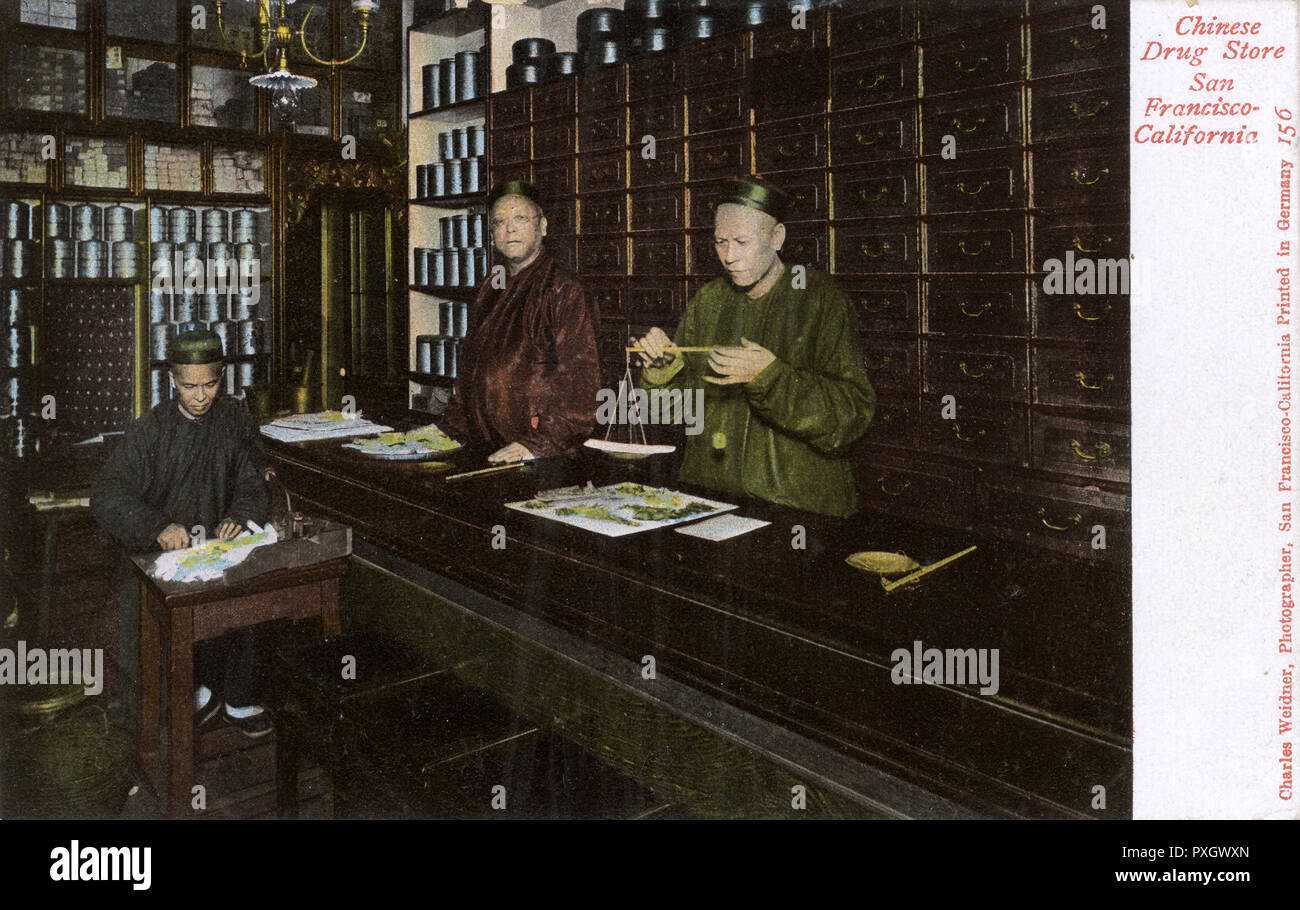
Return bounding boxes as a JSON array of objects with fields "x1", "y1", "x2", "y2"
[{"x1": 266, "y1": 430, "x2": 1132, "y2": 818}]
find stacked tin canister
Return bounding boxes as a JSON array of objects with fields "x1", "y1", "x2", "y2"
[
  {"x1": 414, "y1": 299, "x2": 467, "y2": 380},
  {"x1": 419, "y1": 46, "x2": 485, "y2": 112},
  {"x1": 415, "y1": 125, "x2": 486, "y2": 200},
  {"x1": 2, "y1": 200, "x2": 38, "y2": 279},
  {"x1": 413, "y1": 212, "x2": 487, "y2": 290},
  {"x1": 148, "y1": 205, "x2": 268, "y2": 406}
]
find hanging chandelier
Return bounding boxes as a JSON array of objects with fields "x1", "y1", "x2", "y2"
[{"x1": 216, "y1": 1, "x2": 380, "y2": 118}]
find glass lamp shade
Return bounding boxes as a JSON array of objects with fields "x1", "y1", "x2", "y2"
[
  {"x1": 352, "y1": 1, "x2": 380, "y2": 10},
  {"x1": 250, "y1": 66, "x2": 317, "y2": 119}
]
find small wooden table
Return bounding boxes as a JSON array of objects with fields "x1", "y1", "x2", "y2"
[{"x1": 128, "y1": 537, "x2": 348, "y2": 818}]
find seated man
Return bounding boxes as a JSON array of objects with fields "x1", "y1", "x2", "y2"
[
  {"x1": 438, "y1": 181, "x2": 601, "y2": 462},
  {"x1": 636, "y1": 176, "x2": 875, "y2": 518},
  {"x1": 91, "y1": 327, "x2": 272, "y2": 738}
]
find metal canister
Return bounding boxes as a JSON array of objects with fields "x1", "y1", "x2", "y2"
[
  {"x1": 415, "y1": 335, "x2": 435, "y2": 374},
  {"x1": 76, "y1": 240, "x2": 106, "y2": 278},
  {"x1": 445, "y1": 340, "x2": 458, "y2": 379},
  {"x1": 469, "y1": 124, "x2": 486, "y2": 157},
  {"x1": 149, "y1": 324, "x2": 173, "y2": 362},
  {"x1": 168, "y1": 207, "x2": 196, "y2": 244},
  {"x1": 104, "y1": 205, "x2": 133, "y2": 242},
  {"x1": 3, "y1": 201, "x2": 32, "y2": 240},
  {"x1": 439, "y1": 217, "x2": 454, "y2": 250},
  {"x1": 236, "y1": 319, "x2": 261, "y2": 356},
  {"x1": 211, "y1": 321, "x2": 232, "y2": 357},
  {"x1": 7, "y1": 240, "x2": 36, "y2": 278},
  {"x1": 455, "y1": 50, "x2": 479, "y2": 102},
  {"x1": 3, "y1": 326, "x2": 31, "y2": 368},
  {"x1": 230, "y1": 290, "x2": 258, "y2": 321},
  {"x1": 465, "y1": 157, "x2": 482, "y2": 194},
  {"x1": 174, "y1": 291, "x2": 199, "y2": 324},
  {"x1": 207, "y1": 241, "x2": 234, "y2": 290},
  {"x1": 432, "y1": 162, "x2": 446, "y2": 197},
  {"x1": 470, "y1": 212, "x2": 485, "y2": 248},
  {"x1": 45, "y1": 203, "x2": 68, "y2": 239},
  {"x1": 235, "y1": 242, "x2": 258, "y2": 263},
  {"x1": 438, "y1": 56, "x2": 457, "y2": 107},
  {"x1": 454, "y1": 214, "x2": 469, "y2": 249},
  {"x1": 438, "y1": 131, "x2": 454, "y2": 162},
  {"x1": 415, "y1": 164, "x2": 429, "y2": 199},
  {"x1": 461, "y1": 249, "x2": 475, "y2": 286},
  {"x1": 237, "y1": 360, "x2": 256, "y2": 389},
  {"x1": 443, "y1": 249, "x2": 460, "y2": 287},
  {"x1": 455, "y1": 126, "x2": 470, "y2": 160},
  {"x1": 3, "y1": 373, "x2": 36, "y2": 417},
  {"x1": 439, "y1": 301, "x2": 453, "y2": 336},
  {"x1": 413, "y1": 248, "x2": 429, "y2": 287},
  {"x1": 446, "y1": 159, "x2": 464, "y2": 196},
  {"x1": 148, "y1": 290, "x2": 170, "y2": 324},
  {"x1": 454, "y1": 302, "x2": 468, "y2": 338},
  {"x1": 232, "y1": 209, "x2": 259, "y2": 243},
  {"x1": 46, "y1": 239, "x2": 76, "y2": 278},
  {"x1": 202, "y1": 208, "x2": 229, "y2": 244},
  {"x1": 149, "y1": 208, "x2": 169, "y2": 243},
  {"x1": 201, "y1": 291, "x2": 225, "y2": 324},
  {"x1": 431, "y1": 247, "x2": 445, "y2": 285},
  {"x1": 70, "y1": 204, "x2": 99, "y2": 241},
  {"x1": 422, "y1": 63, "x2": 440, "y2": 111},
  {"x1": 3, "y1": 289, "x2": 31, "y2": 327},
  {"x1": 110, "y1": 241, "x2": 138, "y2": 278},
  {"x1": 476, "y1": 248, "x2": 487, "y2": 280},
  {"x1": 431, "y1": 338, "x2": 447, "y2": 376},
  {"x1": 150, "y1": 242, "x2": 175, "y2": 288},
  {"x1": 150, "y1": 368, "x2": 171, "y2": 407},
  {"x1": 224, "y1": 365, "x2": 238, "y2": 397}
]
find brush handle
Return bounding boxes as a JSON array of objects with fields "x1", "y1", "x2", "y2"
[
  {"x1": 444, "y1": 462, "x2": 528, "y2": 482},
  {"x1": 625, "y1": 345, "x2": 716, "y2": 353},
  {"x1": 881, "y1": 545, "x2": 977, "y2": 592}
]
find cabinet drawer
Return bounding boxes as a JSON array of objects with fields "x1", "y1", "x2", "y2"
[
  {"x1": 1029, "y1": 12, "x2": 1127, "y2": 78},
  {"x1": 978, "y1": 477, "x2": 1130, "y2": 560},
  {"x1": 764, "y1": 170, "x2": 828, "y2": 223},
  {"x1": 842, "y1": 279, "x2": 919, "y2": 333},
  {"x1": 859, "y1": 334, "x2": 918, "y2": 394},
  {"x1": 753, "y1": 48, "x2": 829, "y2": 122},
  {"x1": 688, "y1": 179, "x2": 726, "y2": 230},
  {"x1": 926, "y1": 216, "x2": 1027, "y2": 273},
  {"x1": 923, "y1": 337, "x2": 1029, "y2": 402},
  {"x1": 835, "y1": 220, "x2": 919, "y2": 274},
  {"x1": 491, "y1": 88, "x2": 530, "y2": 128},
  {"x1": 833, "y1": 1, "x2": 917, "y2": 55},
  {"x1": 925, "y1": 154, "x2": 1024, "y2": 213},
  {"x1": 631, "y1": 236, "x2": 683, "y2": 275},
  {"x1": 532, "y1": 118, "x2": 575, "y2": 159},
  {"x1": 1032, "y1": 344, "x2": 1129, "y2": 410},
  {"x1": 1032, "y1": 290, "x2": 1128, "y2": 343},
  {"x1": 919, "y1": 395, "x2": 1028, "y2": 465},
  {"x1": 925, "y1": 277, "x2": 1029, "y2": 336},
  {"x1": 832, "y1": 46, "x2": 919, "y2": 110},
  {"x1": 688, "y1": 130, "x2": 750, "y2": 181},
  {"x1": 833, "y1": 164, "x2": 918, "y2": 219},
  {"x1": 687, "y1": 82, "x2": 748, "y2": 135},
  {"x1": 547, "y1": 236, "x2": 577, "y2": 271},
  {"x1": 755, "y1": 116, "x2": 827, "y2": 172},
  {"x1": 533, "y1": 81, "x2": 576, "y2": 121},
  {"x1": 921, "y1": 88, "x2": 1023, "y2": 153},
  {"x1": 579, "y1": 67, "x2": 625, "y2": 111},
  {"x1": 491, "y1": 124, "x2": 531, "y2": 165},
  {"x1": 630, "y1": 188, "x2": 684, "y2": 231},
  {"x1": 858, "y1": 451, "x2": 974, "y2": 529},
  {"x1": 579, "y1": 150, "x2": 625, "y2": 193},
  {"x1": 1032, "y1": 145, "x2": 1128, "y2": 209},
  {"x1": 684, "y1": 34, "x2": 746, "y2": 87},
  {"x1": 579, "y1": 106, "x2": 627, "y2": 151},
  {"x1": 627, "y1": 279, "x2": 685, "y2": 324},
  {"x1": 781, "y1": 223, "x2": 828, "y2": 271},
  {"x1": 1033, "y1": 216, "x2": 1129, "y2": 269},
  {"x1": 630, "y1": 96, "x2": 684, "y2": 140},
  {"x1": 864, "y1": 394, "x2": 918, "y2": 449},
  {"x1": 578, "y1": 237, "x2": 625, "y2": 275},
  {"x1": 1030, "y1": 76, "x2": 1127, "y2": 143},
  {"x1": 531, "y1": 157, "x2": 575, "y2": 198},
  {"x1": 922, "y1": 30, "x2": 1023, "y2": 95},
  {"x1": 753, "y1": 14, "x2": 826, "y2": 57},
  {"x1": 628, "y1": 54, "x2": 682, "y2": 101},
  {"x1": 545, "y1": 197, "x2": 576, "y2": 236},
  {"x1": 580, "y1": 192, "x2": 625, "y2": 234},
  {"x1": 921, "y1": 0, "x2": 1022, "y2": 36},
  {"x1": 1032, "y1": 413, "x2": 1130, "y2": 482},
  {"x1": 585, "y1": 280, "x2": 625, "y2": 321},
  {"x1": 830, "y1": 103, "x2": 918, "y2": 164},
  {"x1": 630, "y1": 139, "x2": 683, "y2": 187}
]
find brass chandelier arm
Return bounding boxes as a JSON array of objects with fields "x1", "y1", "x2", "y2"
[
  {"x1": 298, "y1": 6, "x2": 372, "y2": 67},
  {"x1": 214, "y1": 0, "x2": 276, "y2": 66}
]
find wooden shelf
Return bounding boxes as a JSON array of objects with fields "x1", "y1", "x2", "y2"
[
  {"x1": 409, "y1": 285, "x2": 477, "y2": 303},
  {"x1": 410, "y1": 98, "x2": 487, "y2": 120},
  {"x1": 408, "y1": 371, "x2": 455, "y2": 387},
  {"x1": 410, "y1": 192, "x2": 487, "y2": 208}
]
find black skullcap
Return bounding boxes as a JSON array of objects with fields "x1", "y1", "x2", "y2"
[
  {"x1": 487, "y1": 180, "x2": 545, "y2": 212},
  {"x1": 168, "y1": 326, "x2": 224, "y2": 365},
  {"x1": 715, "y1": 175, "x2": 790, "y2": 223}
]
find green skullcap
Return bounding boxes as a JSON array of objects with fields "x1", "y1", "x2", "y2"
[
  {"x1": 168, "y1": 327, "x2": 224, "y2": 365},
  {"x1": 488, "y1": 180, "x2": 544, "y2": 211},
  {"x1": 715, "y1": 176, "x2": 790, "y2": 223}
]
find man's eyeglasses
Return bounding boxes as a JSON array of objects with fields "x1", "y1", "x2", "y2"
[{"x1": 490, "y1": 214, "x2": 541, "y2": 231}]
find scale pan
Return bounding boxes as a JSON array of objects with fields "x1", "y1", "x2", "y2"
[
  {"x1": 845, "y1": 551, "x2": 922, "y2": 576},
  {"x1": 583, "y1": 438, "x2": 676, "y2": 460}
]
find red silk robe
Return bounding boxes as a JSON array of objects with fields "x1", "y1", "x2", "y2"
[{"x1": 439, "y1": 251, "x2": 601, "y2": 457}]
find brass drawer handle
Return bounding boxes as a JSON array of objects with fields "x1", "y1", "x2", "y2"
[
  {"x1": 952, "y1": 424, "x2": 985, "y2": 443},
  {"x1": 960, "y1": 300, "x2": 990, "y2": 317},
  {"x1": 953, "y1": 55, "x2": 989, "y2": 74},
  {"x1": 858, "y1": 185, "x2": 888, "y2": 204},
  {"x1": 950, "y1": 115, "x2": 986, "y2": 133},
  {"x1": 860, "y1": 298, "x2": 892, "y2": 313},
  {"x1": 1068, "y1": 98, "x2": 1109, "y2": 119},
  {"x1": 775, "y1": 140, "x2": 805, "y2": 158},
  {"x1": 1070, "y1": 166, "x2": 1110, "y2": 186},
  {"x1": 855, "y1": 128, "x2": 885, "y2": 146},
  {"x1": 1072, "y1": 300, "x2": 1111, "y2": 322},
  {"x1": 877, "y1": 476, "x2": 911, "y2": 497},
  {"x1": 704, "y1": 150, "x2": 729, "y2": 165},
  {"x1": 1072, "y1": 234, "x2": 1111, "y2": 254},
  {"x1": 860, "y1": 240, "x2": 891, "y2": 258},
  {"x1": 956, "y1": 178, "x2": 988, "y2": 196},
  {"x1": 770, "y1": 36, "x2": 800, "y2": 54},
  {"x1": 865, "y1": 353, "x2": 892, "y2": 369},
  {"x1": 1069, "y1": 33, "x2": 1108, "y2": 53},
  {"x1": 1074, "y1": 370, "x2": 1114, "y2": 390},
  {"x1": 1070, "y1": 439, "x2": 1113, "y2": 461},
  {"x1": 958, "y1": 361, "x2": 990, "y2": 379},
  {"x1": 1037, "y1": 507, "x2": 1081, "y2": 531},
  {"x1": 958, "y1": 239, "x2": 990, "y2": 256},
  {"x1": 701, "y1": 102, "x2": 722, "y2": 117},
  {"x1": 857, "y1": 73, "x2": 885, "y2": 91}
]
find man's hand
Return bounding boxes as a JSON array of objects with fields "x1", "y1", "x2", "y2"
[
  {"x1": 488, "y1": 442, "x2": 534, "y2": 464},
  {"x1": 215, "y1": 518, "x2": 243, "y2": 541},
  {"x1": 633, "y1": 328, "x2": 676, "y2": 369},
  {"x1": 157, "y1": 524, "x2": 190, "y2": 551},
  {"x1": 705, "y1": 338, "x2": 776, "y2": 385}
]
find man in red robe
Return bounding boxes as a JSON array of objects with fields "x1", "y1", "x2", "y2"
[{"x1": 439, "y1": 182, "x2": 601, "y2": 461}]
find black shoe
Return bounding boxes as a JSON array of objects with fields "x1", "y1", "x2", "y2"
[
  {"x1": 223, "y1": 704, "x2": 273, "y2": 740},
  {"x1": 195, "y1": 689, "x2": 223, "y2": 728}
]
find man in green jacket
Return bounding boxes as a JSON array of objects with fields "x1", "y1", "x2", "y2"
[{"x1": 636, "y1": 177, "x2": 875, "y2": 517}]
